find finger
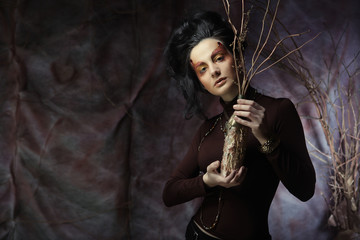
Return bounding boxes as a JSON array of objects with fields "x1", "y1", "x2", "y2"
[
  {"x1": 236, "y1": 167, "x2": 247, "y2": 182},
  {"x1": 235, "y1": 166, "x2": 244, "y2": 177},
  {"x1": 223, "y1": 170, "x2": 236, "y2": 184},
  {"x1": 207, "y1": 160, "x2": 220, "y2": 172},
  {"x1": 227, "y1": 167, "x2": 244, "y2": 182},
  {"x1": 234, "y1": 106, "x2": 264, "y2": 118},
  {"x1": 234, "y1": 115, "x2": 256, "y2": 128},
  {"x1": 237, "y1": 99, "x2": 265, "y2": 111},
  {"x1": 236, "y1": 98, "x2": 254, "y2": 105},
  {"x1": 235, "y1": 115, "x2": 262, "y2": 128},
  {"x1": 228, "y1": 176, "x2": 240, "y2": 185},
  {"x1": 233, "y1": 103, "x2": 261, "y2": 113},
  {"x1": 234, "y1": 110, "x2": 253, "y2": 120},
  {"x1": 228, "y1": 169, "x2": 245, "y2": 185},
  {"x1": 234, "y1": 103, "x2": 264, "y2": 116},
  {"x1": 234, "y1": 108, "x2": 264, "y2": 126}
]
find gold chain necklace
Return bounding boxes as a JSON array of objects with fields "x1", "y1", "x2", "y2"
[
  {"x1": 197, "y1": 114, "x2": 224, "y2": 230},
  {"x1": 197, "y1": 89, "x2": 258, "y2": 231},
  {"x1": 200, "y1": 189, "x2": 223, "y2": 230},
  {"x1": 197, "y1": 113, "x2": 226, "y2": 231},
  {"x1": 198, "y1": 114, "x2": 223, "y2": 152},
  {"x1": 219, "y1": 117, "x2": 227, "y2": 137}
]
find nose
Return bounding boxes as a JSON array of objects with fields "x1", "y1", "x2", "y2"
[{"x1": 209, "y1": 64, "x2": 220, "y2": 78}]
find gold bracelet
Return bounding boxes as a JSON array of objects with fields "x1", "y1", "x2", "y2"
[{"x1": 259, "y1": 136, "x2": 280, "y2": 154}]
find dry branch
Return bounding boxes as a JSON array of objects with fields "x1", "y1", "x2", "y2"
[
  {"x1": 219, "y1": 0, "x2": 317, "y2": 177},
  {"x1": 272, "y1": 22, "x2": 360, "y2": 234}
]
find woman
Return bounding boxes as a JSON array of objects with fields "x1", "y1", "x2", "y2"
[{"x1": 162, "y1": 11, "x2": 316, "y2": 240}]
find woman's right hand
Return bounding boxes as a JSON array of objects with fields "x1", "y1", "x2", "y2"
[{"x1": 202, "y1": 161, "x2": 247, "y2": 188}]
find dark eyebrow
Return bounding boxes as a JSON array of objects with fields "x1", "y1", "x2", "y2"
[
  {"x1": 191, "y1": 60, "x2": 205, "y2": 69},
  {"x1": 211, "y1": 45, "x2": 226, "y2": 59},
  {"x1": 191, "y1": 44, "x2": 227, "y2": 69}
]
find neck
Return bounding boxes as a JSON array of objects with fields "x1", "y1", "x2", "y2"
[{"x1": 221, "y1": 85, "x2": 239, "y2": 103}]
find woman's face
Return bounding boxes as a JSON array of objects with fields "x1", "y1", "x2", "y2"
[{"x1": 190, "y1": 38, "x2": 238, "y2": 102}]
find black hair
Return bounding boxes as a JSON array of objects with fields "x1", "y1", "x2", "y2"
[{"x1": 164, "y1": 11, "x2": 235, "y2": 119}]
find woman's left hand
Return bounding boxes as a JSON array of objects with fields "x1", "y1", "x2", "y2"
[{"x1": 233, "y1": 98, "x2": 269, "y2": 145}]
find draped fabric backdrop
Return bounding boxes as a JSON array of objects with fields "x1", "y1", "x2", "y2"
[{"x1": 0, "y1": 0, "x2": 359, "y2": 239}]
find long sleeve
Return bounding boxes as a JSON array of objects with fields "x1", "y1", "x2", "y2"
[
  {"x1": 162, "y1": 94, "x2": 316, "y2": 239},
  {"x1": 266, "y1": 98, "x2": 316, "y2": 201},
  {"x1": 162, "y1": 126, "x2": 207, "y2": 207}
]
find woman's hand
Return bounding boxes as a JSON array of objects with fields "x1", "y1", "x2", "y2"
[
  {"x1": 203, "y1": 161, "x2": 247, "y2": 188},
  {"x1": 233, "y1": 98, "x2": 269, "y2": 145}
]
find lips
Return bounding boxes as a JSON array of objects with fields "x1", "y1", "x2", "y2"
[{"x1": 214, "y1": 77, "x2": 227, "y2": 87}]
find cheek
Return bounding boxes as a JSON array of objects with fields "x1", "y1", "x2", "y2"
[
  {"x1": 198, "y1": 77, "x2": 208, "y2": 87},
  {"x1": 195, "y1": 72, "x2": 202, "y2": 79},
  {"x1": 223, "y1": 57, "x2": 235, "y2": 73},
  {"x1": 198, "y1": 76, "x2": 212, "y2": 91},
  {"x1": 196, "y1": 71, "x2": 209, "y2": 84},
  {"x1": 225, "y1": 55, "x2": 234, "y2": 66}
]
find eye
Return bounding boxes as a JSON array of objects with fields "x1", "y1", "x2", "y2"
[
  {"x1": 214, "y1": 54, "x2": 225, "y2": 62},
  {"x1": 199, "y1": 66, "x2": 207, "y2": 74}
]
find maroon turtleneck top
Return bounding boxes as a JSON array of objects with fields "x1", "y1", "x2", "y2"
[{"x1": 162, "y1": 91, "x2": 316, "y2": 240}]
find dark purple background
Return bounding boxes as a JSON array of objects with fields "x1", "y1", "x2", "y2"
[{"x1": 1, "y1": 0, "x2": 359, "y2": 239}]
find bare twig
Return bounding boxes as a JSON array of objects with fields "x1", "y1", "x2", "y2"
[{"x1": 222, "y1": 0, "x2": 317, "y2": 96}]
